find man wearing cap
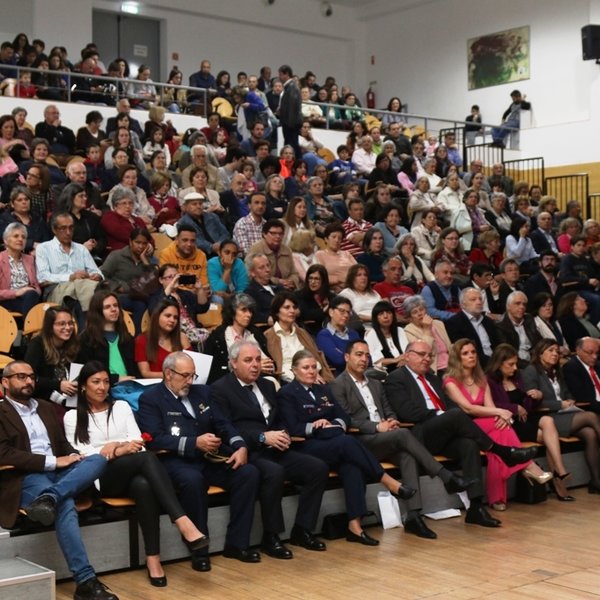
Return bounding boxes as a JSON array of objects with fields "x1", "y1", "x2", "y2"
[
  {"x1": 177, "y1": 191, "x2": 229, "y2": 257},
  {"x1": 491, "y1": 90, "x2": 531, "y2": 148}
]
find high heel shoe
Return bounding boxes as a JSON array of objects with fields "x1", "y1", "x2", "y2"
[
  {"x1": 554, "y1": 471, "x2": 571, "y2": 481},
  {"x1": 182, "y1": 534, "x2": 210, "y2": 553},
  {"x1": 550, "y1": 479, "x2": 575, "y2": 502},
  {"x1": 522, "y1": 466, "x2": 553, "y2": 486},
  {"x1": 146, "y1": 568, "x2": 167, "y2": 587}
]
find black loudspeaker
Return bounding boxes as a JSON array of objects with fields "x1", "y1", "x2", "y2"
[{"x1": 582, "y1": 25, "x2": 600, "y2": 60}]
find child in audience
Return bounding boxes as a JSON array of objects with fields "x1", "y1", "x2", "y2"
[
  {"x1": 241, "y1": 160, "x2": 258, "y2": 194},
  {"x1": 143, "y1": 127, "x2": 171, "y2": 166},
  {"x1": 15, "y1": 70, "x2": 37, "y2": 98},
  {"x1": 84, "y1": 143, "x2": 104, "y2": 186},
  {"x1": 328, "y1": 144, "x2": 357, "y2": 186}
]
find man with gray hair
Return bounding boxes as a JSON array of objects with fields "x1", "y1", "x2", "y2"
[
  {"x1": 445, "y1": 287, "x2": 499, "y2": 367},
  {"x1": 181, "y1": 144, "x2": 223, "y2": 191},
  {"x1": 35, "y1": 211, "x2": 103, "y2": 312},
  {"x1": 563, "y1": 338, "x2": 600, "y2": 411},
  {"x1": 211, "y1": 340, "x2": 329, "y2": 559},
  {"x1": 351, "y1": 134, "x2": 377, "y2": 176},
  {"x1": 421, "y1": 259, "x2": 461, "y2": 322},
  {"x1": 136, "y1": 351, "x2": 260, "y2": 570},
  {"x1": 496, "y1": 291, "x2": 541, "y2": 368}
]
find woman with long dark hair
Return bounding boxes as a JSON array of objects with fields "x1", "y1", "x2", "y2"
[
  {"x1": 523, "y1": 338, "x2": 600, "y2": 495},
  {"x1": 77, "y1": 291, "x2": 140, "y2": 382},
  {"x1": 135, "y1": 298, "x2": 190, "y2": 378},
  {"x1": 64, "y1": 361, "x2": 208, "y2": 587},
  {"x1": 294, "y1": 264, "x2": 334, "y2": 337},
  {"x1": 24, "y1": 306, "x2": 79, "y2": 403},
  {"x1": 486, "y1": 343, "x2": 573, "y2": 501},
  {"x1": 364, "y1": 300, "x2": 408, "y2": 374}
]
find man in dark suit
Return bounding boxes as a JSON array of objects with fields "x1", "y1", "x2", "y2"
[
  {"x1": 277, "y1": 65, "x2": 303, "y2": 158},
  {"x1": 469, "y1": 263, "x2": 502, "y2": 317},
  {"x1": 0, "y1": 361, "x2": 116, "y2": 600},
  {"x1": 210, "y1": 340, "x2": 329, "y2": 559},
  {"x1": 106, "y1": 98, "x2": 144, "y2": 138},
  {"x1": 530, "y1": 212, "x2": 559, "y2": 254},
  {"x1": 330, "y1": 341, "x2": 472, "y2": 539},
  {"x1": 496, "y1": 291, "x2": 541, "y2": 368},
  {"x1": 445, "y1": 288, "x2": 499, "y2": 368},
  {"x1": 383, "y1": 341, "x2": 537, "y2": 528},
  {"x1": 244, "y1": 253, "x2": 283, "y2": 324},
  {"x1": 497, "y1": 258, "x2": 523, "y2": 309},
  {"x1": 523, "y1": 251, "x2": 561, "y2": 302},
  {"x1": 136, "y1": 352, "x2": 260, "y2": 569},
  {"x1": 563, "y1": 337, "x2": 600, "y2": 413}
]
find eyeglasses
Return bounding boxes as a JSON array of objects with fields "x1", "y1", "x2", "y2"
[
  {"x1": 409, "y1": 350, "x2": 434, "y2": 359},
  {"x1": 266, "y1": 230, "x2": 283, "y2": 236},
  {"x1": 334, "y1": 307, "x2": 351, "y2": 315},
  {"x1": 445, "y1": 236, "x2": 459, "y2": 241},
  {"x1": 55, "y1": 225, "x2": 75, "y2": 231},
  {"x1": 26, "y1": 172, "x2": 40, "y2": 179},
  {"x1": 54, "y1": 320, "x2": 75, "y2": 328},
  {"x1": 169, "y1": 369, "x2": 198, "y2": 381},
  {"x1": 5, "y1": 373, "x2": 37, "y2": 382}
]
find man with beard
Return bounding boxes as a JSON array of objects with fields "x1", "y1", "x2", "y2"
[
  {"x1": 0, "y1": 361, "x2": 116, "y2": 600},
  {"x1": 524, "y1": 250, "x2": 562, "y2": 301}
]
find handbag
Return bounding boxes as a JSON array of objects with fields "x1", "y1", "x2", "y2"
[
  {"x1": 377, "y1": 491, "x2": 402, "y2": 529},
  {"x1": 129, "y1": 268, "x2": 160, "y2": 301}
]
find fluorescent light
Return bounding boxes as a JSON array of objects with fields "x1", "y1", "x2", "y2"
[{"x1": 121, "y1": 2, "x2": 139, "y2": 14}]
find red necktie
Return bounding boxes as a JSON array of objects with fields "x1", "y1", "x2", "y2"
[
  {"x1": 589, "y1": 367, "x2": 600, "y2": 398},
  {"x1": 418, "y1": 375, "x2": 445, "y2": 411}
]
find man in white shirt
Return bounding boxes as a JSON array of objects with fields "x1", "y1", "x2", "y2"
[
  {"x1": 35, "y1": 212, "x2": 103, "y2": 312},
  {"x1": 351, "y1": 135, "x2": 377, "y2": 176},
  {"x1": 330, "y1": 340, "x2": 472, "y2": 539}
]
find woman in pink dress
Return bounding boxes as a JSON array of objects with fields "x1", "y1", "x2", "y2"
[{"x1": 443, "y1": 339, "x2": 552, "y2": 511}]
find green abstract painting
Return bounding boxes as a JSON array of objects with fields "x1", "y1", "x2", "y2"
[{"x1": 468, "y1": 26, "x2": 530, "y2": 90}]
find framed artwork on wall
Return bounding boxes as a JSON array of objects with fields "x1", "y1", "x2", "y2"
[{"x1": 467, "y1": 26, "x2": 530, "y2": 90}]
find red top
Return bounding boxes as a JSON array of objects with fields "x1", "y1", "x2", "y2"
[{"x1": 101, "y1": 211, "x2": 148, "y2": 250}]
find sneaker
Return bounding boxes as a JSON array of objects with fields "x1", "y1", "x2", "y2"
[{"x1": 74, "y1": 577, "x2": 118, "y2": 600}]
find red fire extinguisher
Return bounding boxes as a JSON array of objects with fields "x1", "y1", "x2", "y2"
[{"x1": 366, "y1": 86, "x2": 375, "y2": 109}]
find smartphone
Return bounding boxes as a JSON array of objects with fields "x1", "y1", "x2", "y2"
[{"x1": 179, "y1": 274, "x2": 197, "y2": 286}]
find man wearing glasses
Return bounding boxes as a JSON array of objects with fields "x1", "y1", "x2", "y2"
[
  {"x1": 384, "y1": 340, "x2": 537, "y2": 528},
  {"x1": 136, "y1": 352, "x2": 260, "y2": 571},
  {"x1": 35, "y1": 211, "x2": 103, "y2": 313},
  {"x1": 563, "y1": 337, "x2": 600, "y2": 411},
  {"x1": 0, "y1": 361, "x2": 117, "y2": 600}
]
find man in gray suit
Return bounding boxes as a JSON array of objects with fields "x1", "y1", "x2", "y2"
[{"x1": 329, "y1": 340, "x2": 472, "y2": 539}]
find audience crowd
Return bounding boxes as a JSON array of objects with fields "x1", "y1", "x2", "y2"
[{"x1": 1, "y1": 33, "x2": 599, "y2": 600}]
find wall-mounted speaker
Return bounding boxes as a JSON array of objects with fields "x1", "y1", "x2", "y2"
[{"x1": 582, "y1": 25, "x2": 600, "y2": 60}]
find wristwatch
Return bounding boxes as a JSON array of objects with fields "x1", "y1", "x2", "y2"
[{"x1": 258, "y1": 432, "x2": 266, "y2": 444}]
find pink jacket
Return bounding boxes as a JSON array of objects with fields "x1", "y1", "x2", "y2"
[{"x1": 0, "y1": 250, "x2": 41, "y2": 300}]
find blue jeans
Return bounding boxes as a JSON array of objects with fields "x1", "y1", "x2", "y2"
[
  {"x1": 492, "y1": 117, "x2": 519, "y2": 143},
  {"x1": 0, "y1": 290, "x2": 41, "y2": 316},
  {"x1": 20, "y1": 454, "x2": 107, "y2": 584}
]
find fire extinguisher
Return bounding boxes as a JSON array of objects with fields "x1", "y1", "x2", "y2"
[{"x1": 366, "y1": 86, "x2": 375, "y2": 109}]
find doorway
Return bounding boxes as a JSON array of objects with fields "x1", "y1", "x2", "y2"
[{"x1": 92, "y1": 10, "x2": 161, "y2": 81}]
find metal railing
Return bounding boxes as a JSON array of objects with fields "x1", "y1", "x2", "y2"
[
  {"x1": 588, "y1": 193, "x2": 600, "y2": 222},
  {"x1": 503, "y1": 157, "x2": 545, "y2": 191},
  {"x1": 545, "y1": 173, "x2": 589, "y2": 216},
  {"x1": 464, "y1": 143, "x2": 505, "y2": 176}
]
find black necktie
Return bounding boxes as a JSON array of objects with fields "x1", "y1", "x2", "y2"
[{"x1": 245, "y1": 385, "x2": 261, "y2": 411}]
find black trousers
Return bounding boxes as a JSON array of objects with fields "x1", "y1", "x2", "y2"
[
  {"x1": 162, "y1": 456, "x2": 259, "y2": 552},
  {"x1": 413, "y1": 409, "x2": 489, "y2": 499},
  {"x1": 301, "y1": 435, "x2": 384, "y2": 520},
  {"x1": 100, "y1": 452, "x2": 186, "y2": 556},
  {"x1": 250, "y1": 447, "x2": 328, "y2": 534}
]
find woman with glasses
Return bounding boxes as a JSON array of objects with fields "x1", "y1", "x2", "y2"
[
  {"x1": 24, "y1": 306, "x2": 79, "y2": 405},
  {"x1": 64, "y1": 360, "x2": 208, "y2": 587},
  {"x1": 430, "y1": 227, "x2": 471, "y2": 287},
  {"x1": 101, "y1": 187, "x2": 149, "y2": 252},
  {"x1": 316, "y1": 295, "x2": 361, "y2": 372},
  {"x1": 294, "y1": 265, "x2": 334, "y2": 337},
  {"x1": 135, "y1": 299, "x2": 191, "y2": 379},
  {"x1": 24, "y1": 162, "x2": 54, "y2": 220}
]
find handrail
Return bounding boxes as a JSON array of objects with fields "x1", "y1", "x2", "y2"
[{"x1": 3, "y1": 64, "x2": 519, "y2": 138}]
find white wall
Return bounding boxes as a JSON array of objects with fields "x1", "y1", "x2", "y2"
[{"x1": 362, "y1": 0, "x2": 599, "y2": 166}]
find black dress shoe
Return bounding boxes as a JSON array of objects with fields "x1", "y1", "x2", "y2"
[
  {"x1": 404, "y1": 515, "x2": 437, "y2": 539},
  {"x1": 147, "y1": 568, "x2": 167, "y2": 587},
  {"x1": 391, "y1": 484, "x2": 417, "y2": 501},
  {"x1": 346, "y1": 530, "x2": 380, "y2": 546},
  {"x1": 444, "y1": 475, "x2": 478, "y2": 495},
  {"x1": 182, "y1": 534, "x2": 210, "y2": 553},
  {"x1": 222, "y1": 546, "x2": 261, "y2": 563},
  {"x1": 261, "y1": 533, "x2": 293, "y2": 559},
  {"x1": 289, "y1": 525, "x2": 326, "y2": 551},
  {"x1": 25, "y1": 493, "x2": 56, "y2": 526},
  {"x1": 465, "y1": 505, "x2": 501, "y2": 528},
  {"x1": 74, "y1": 577, "x2": 118, "y2": 600},
  {"x1": 500, "y1": 446, "x2": 538, "y2": 467},
  {"x1": 191, "y1": 555, "x2": 211, "y2": 572}
]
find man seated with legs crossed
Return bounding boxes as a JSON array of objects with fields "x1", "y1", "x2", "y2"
[
  {"x1": 0, "y1": 361, "x2": 116, "y2": 600},
  {"x1": 383, "y1": 341, "x2": 537, "y2": 527},
  {"x1": 330, "y1": 340, "x2": 472, "y2": 539},
  {"x1": 210, "y1": 340, "x2": 329, "y2": 558}
]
